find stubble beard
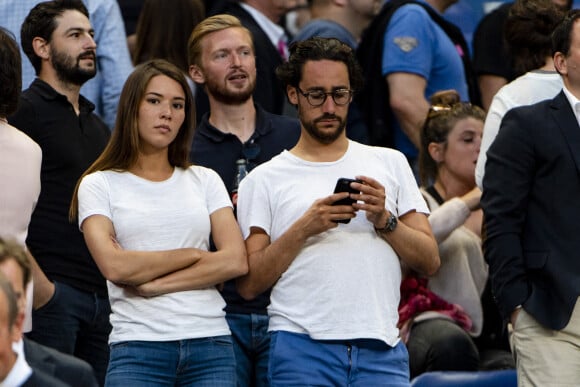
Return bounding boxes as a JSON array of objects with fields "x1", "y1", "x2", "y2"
[{"x1": 205, "y1": 76, "x2": 256, "y2": 105}]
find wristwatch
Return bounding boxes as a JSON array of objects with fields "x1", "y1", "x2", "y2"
[{"x1": 375, "y1": 212, "x2": 398, "y2": 233}]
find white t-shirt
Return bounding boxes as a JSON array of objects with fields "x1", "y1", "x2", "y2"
[
  {"x1": 78, "y1": 166, "x2": 232, "y2": 343},
  {"x1": 476, "y1": 71, "x2": 562, "y2": 188},
  {"x1": 237, "y1": 140, "x2": 429, "y2": 346}
]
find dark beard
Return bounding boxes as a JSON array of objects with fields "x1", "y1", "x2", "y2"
[
  {"x1": 51, "y1": 49, "x2": 96, "y2": 86},
  {"x1": 302, "y1": 113, "x2": 347, "y2": 144}
]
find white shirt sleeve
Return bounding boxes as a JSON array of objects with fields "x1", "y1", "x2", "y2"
[
  {"x1": 77, "y1": 171, "x2": 112, "y2": 230},
  {"x1": 476, "y1": 93, "x2": 510, "y2": 189}
]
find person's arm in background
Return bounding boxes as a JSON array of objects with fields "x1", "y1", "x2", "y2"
[
  {"x1": 381, "y1": 6, "x2": 434, "y2": 149},
  {"x1": 426, "y1": 187, "x2": 481, "y2": 243},
  {"x1": 81, "y1": 0, "x2": 133, "y2": 129},
  {"x1": 472, "y1": 3, "x2": 513, "y2": 111},
  {"x1": 478, "y1": 75, "x2": 507, "y2": 111},
  {"x1": 27, "y1": 251, "x2": 55, "y2": 310},
  {"x1": 387, "y1": 72, "x2": 429, "y2": 148}
]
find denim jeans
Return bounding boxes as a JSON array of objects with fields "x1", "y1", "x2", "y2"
[
  {"x1": 226, "y1": 313, "x2": 270, "y2": 387},
  {"x1": 268, "y1": 331, "x2": 410, "y2": 387},
  {"x1": 105, "y1": 336, "x2": 236, "y2": 386},
  {"x1": 26, "y1": 281, "x2": 111, "y2": 386}
]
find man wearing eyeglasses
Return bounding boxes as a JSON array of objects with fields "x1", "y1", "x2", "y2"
[
  {"x1": 187, "y1": 14, "x2": 300, "y2": 387},
  {"x1": 236, "y1": 37, "x2": 439, "y2": 385}
]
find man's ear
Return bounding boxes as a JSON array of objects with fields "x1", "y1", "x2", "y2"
[
  {"x1": 554, "y1": 52, "x2": 567, "y2": 75},
  {"x1": 32, "y1": 37, "x2": 49, "y2": 59},
  {"x1": 189, "y1": 65, "x2": 205, "y2": 84},
  {"x1": 287, "y1": 85, "x2": 298, "y2": 105},
  {"x1": 428, "y1": 142, "x2": 444, "y2": 163},
  {"x1": 10, "y1": 312, "x2": 24, "y2": 344}
]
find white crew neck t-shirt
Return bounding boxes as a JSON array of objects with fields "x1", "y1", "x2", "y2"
[
  {"x1": 78, "y1": 166, "x2": 232, "y2": 343},
  {"x1": 238, "y1": 140, "x2": 429, "y2": 346}
]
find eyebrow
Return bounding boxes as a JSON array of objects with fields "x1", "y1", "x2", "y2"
[
  {"x1": 145, "y1": 92, "x2": 186, "y2": 100},
  {"x1": 459, "y1": 129, "x2": 480, "y2": 135},
  {"x1": 304, "y1": 86, "x2": 350, "y2": 91},
  {"x1": 64, "y1": 27, "x2": 94, "y2": 35}
]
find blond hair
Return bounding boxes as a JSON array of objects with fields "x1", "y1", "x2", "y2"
[{"x1": 187, "y1": 14, "x2": 253, "y2": 68}]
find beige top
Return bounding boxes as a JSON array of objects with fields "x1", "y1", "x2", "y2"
[
  {"x1": 420, "y1": 188, "x2": 488, "y2": 336},
  {"x1": 0, "y1": 120, "x2": 42, "y2": 245},
  {"x1": 0, "y1": 120, "x2": 42, "y2": 333}
]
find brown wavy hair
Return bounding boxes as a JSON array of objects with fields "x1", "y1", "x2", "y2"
[
  {"x1": 505, "y1": 0, "x2": 566, "y2": 76},
  {"x1": 419, "y1": 90, "x2": 485, "y2": 186}
]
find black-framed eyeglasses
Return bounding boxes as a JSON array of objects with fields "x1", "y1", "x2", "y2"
[{"x1": 296, "y1": 87, "x2": 353, "y2": 107}]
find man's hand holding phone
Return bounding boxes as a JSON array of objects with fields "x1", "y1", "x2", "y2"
[
  {"x1": 293, "y1": 177, "x2": 368, "y2": 240},
  {"x1": 332, "y1": 178, "x2": 362, "y2": 223},
  {"x1": 348, "y1": 175, "x2": 390, "y2": 229}
]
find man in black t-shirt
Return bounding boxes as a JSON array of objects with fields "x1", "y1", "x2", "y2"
[{"x1": 9, "y1": 1, "x2": 111, "y2": 385}]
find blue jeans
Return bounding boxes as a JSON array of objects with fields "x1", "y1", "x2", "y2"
[
  {"x1": 106, "y1": 336, "x2": 236, "y2": 386},
  {"x1": 226, "y1": 313, "x2": 270, "y2": 387},
  {"x1": 268, "y1": 331, "x2": 410, "y2": 386},
  {"x1": 26, "y1": 281, "x2": 111, "y2": 386}
]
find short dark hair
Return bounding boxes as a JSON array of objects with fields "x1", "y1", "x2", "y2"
[
  {"x1": 21, "y1": 0, "x2": 89, "y2": 75},
  {"x1": 505, "y1": 0, "x2": 565, "y2": 75},
  {"x1": 276, "y1": 37, "x2": 363, "y2": 92},
  {"x1": 0, "y1": 28, "x2": 22, "y2": 117},
  {"x1": 552, "y1": 9, "x2": 580, "y2": 57}
]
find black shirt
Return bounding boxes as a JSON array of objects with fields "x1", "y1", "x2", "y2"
[
  {"x1": 472, "y1": 3, "x2": 516, "y2": 81},
  {"x1": 190, "y1": 104, "x2": 300, "y2": 314},
  {"x1": 9, "y1": 79, "x2": 110, "y2": 296}
]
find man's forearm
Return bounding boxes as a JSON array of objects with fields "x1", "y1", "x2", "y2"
[
  {"x1": 26, "y1": 250, "x2": 55, "y2": 309},
  {"x1": 376, "y1": 212, "x2": 439, "y2": 276},
  {"x1": 237, "y1": 222, "x2": 310, "y2": 300}
]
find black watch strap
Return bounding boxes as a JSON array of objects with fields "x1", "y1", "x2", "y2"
[{"x1": 375, "y1": 212, "x2": 398, "y2": 233}]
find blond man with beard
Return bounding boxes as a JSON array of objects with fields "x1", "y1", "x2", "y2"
[{"x1": 188, "y1": 15, "x2": 300, "y2": 386}]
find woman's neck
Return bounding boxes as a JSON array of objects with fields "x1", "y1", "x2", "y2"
[
  {"x1": 434, "y1": 172, "x2": 473, "y2": 201},
  {"x1": 130, "y1": 152, "x2": 174, "y2": 181}
]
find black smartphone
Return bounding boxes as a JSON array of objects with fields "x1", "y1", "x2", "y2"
[{"x1": 332, "y1": 178, "x2": 361, "y2": 223}]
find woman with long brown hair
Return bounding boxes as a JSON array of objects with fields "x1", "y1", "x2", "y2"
[
  {"x1": 71, "y1": 59, "x2": 247, "y2": 386},
  {"x1": 399, "y1": 90, "x2": 490, "y2": 378}
]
